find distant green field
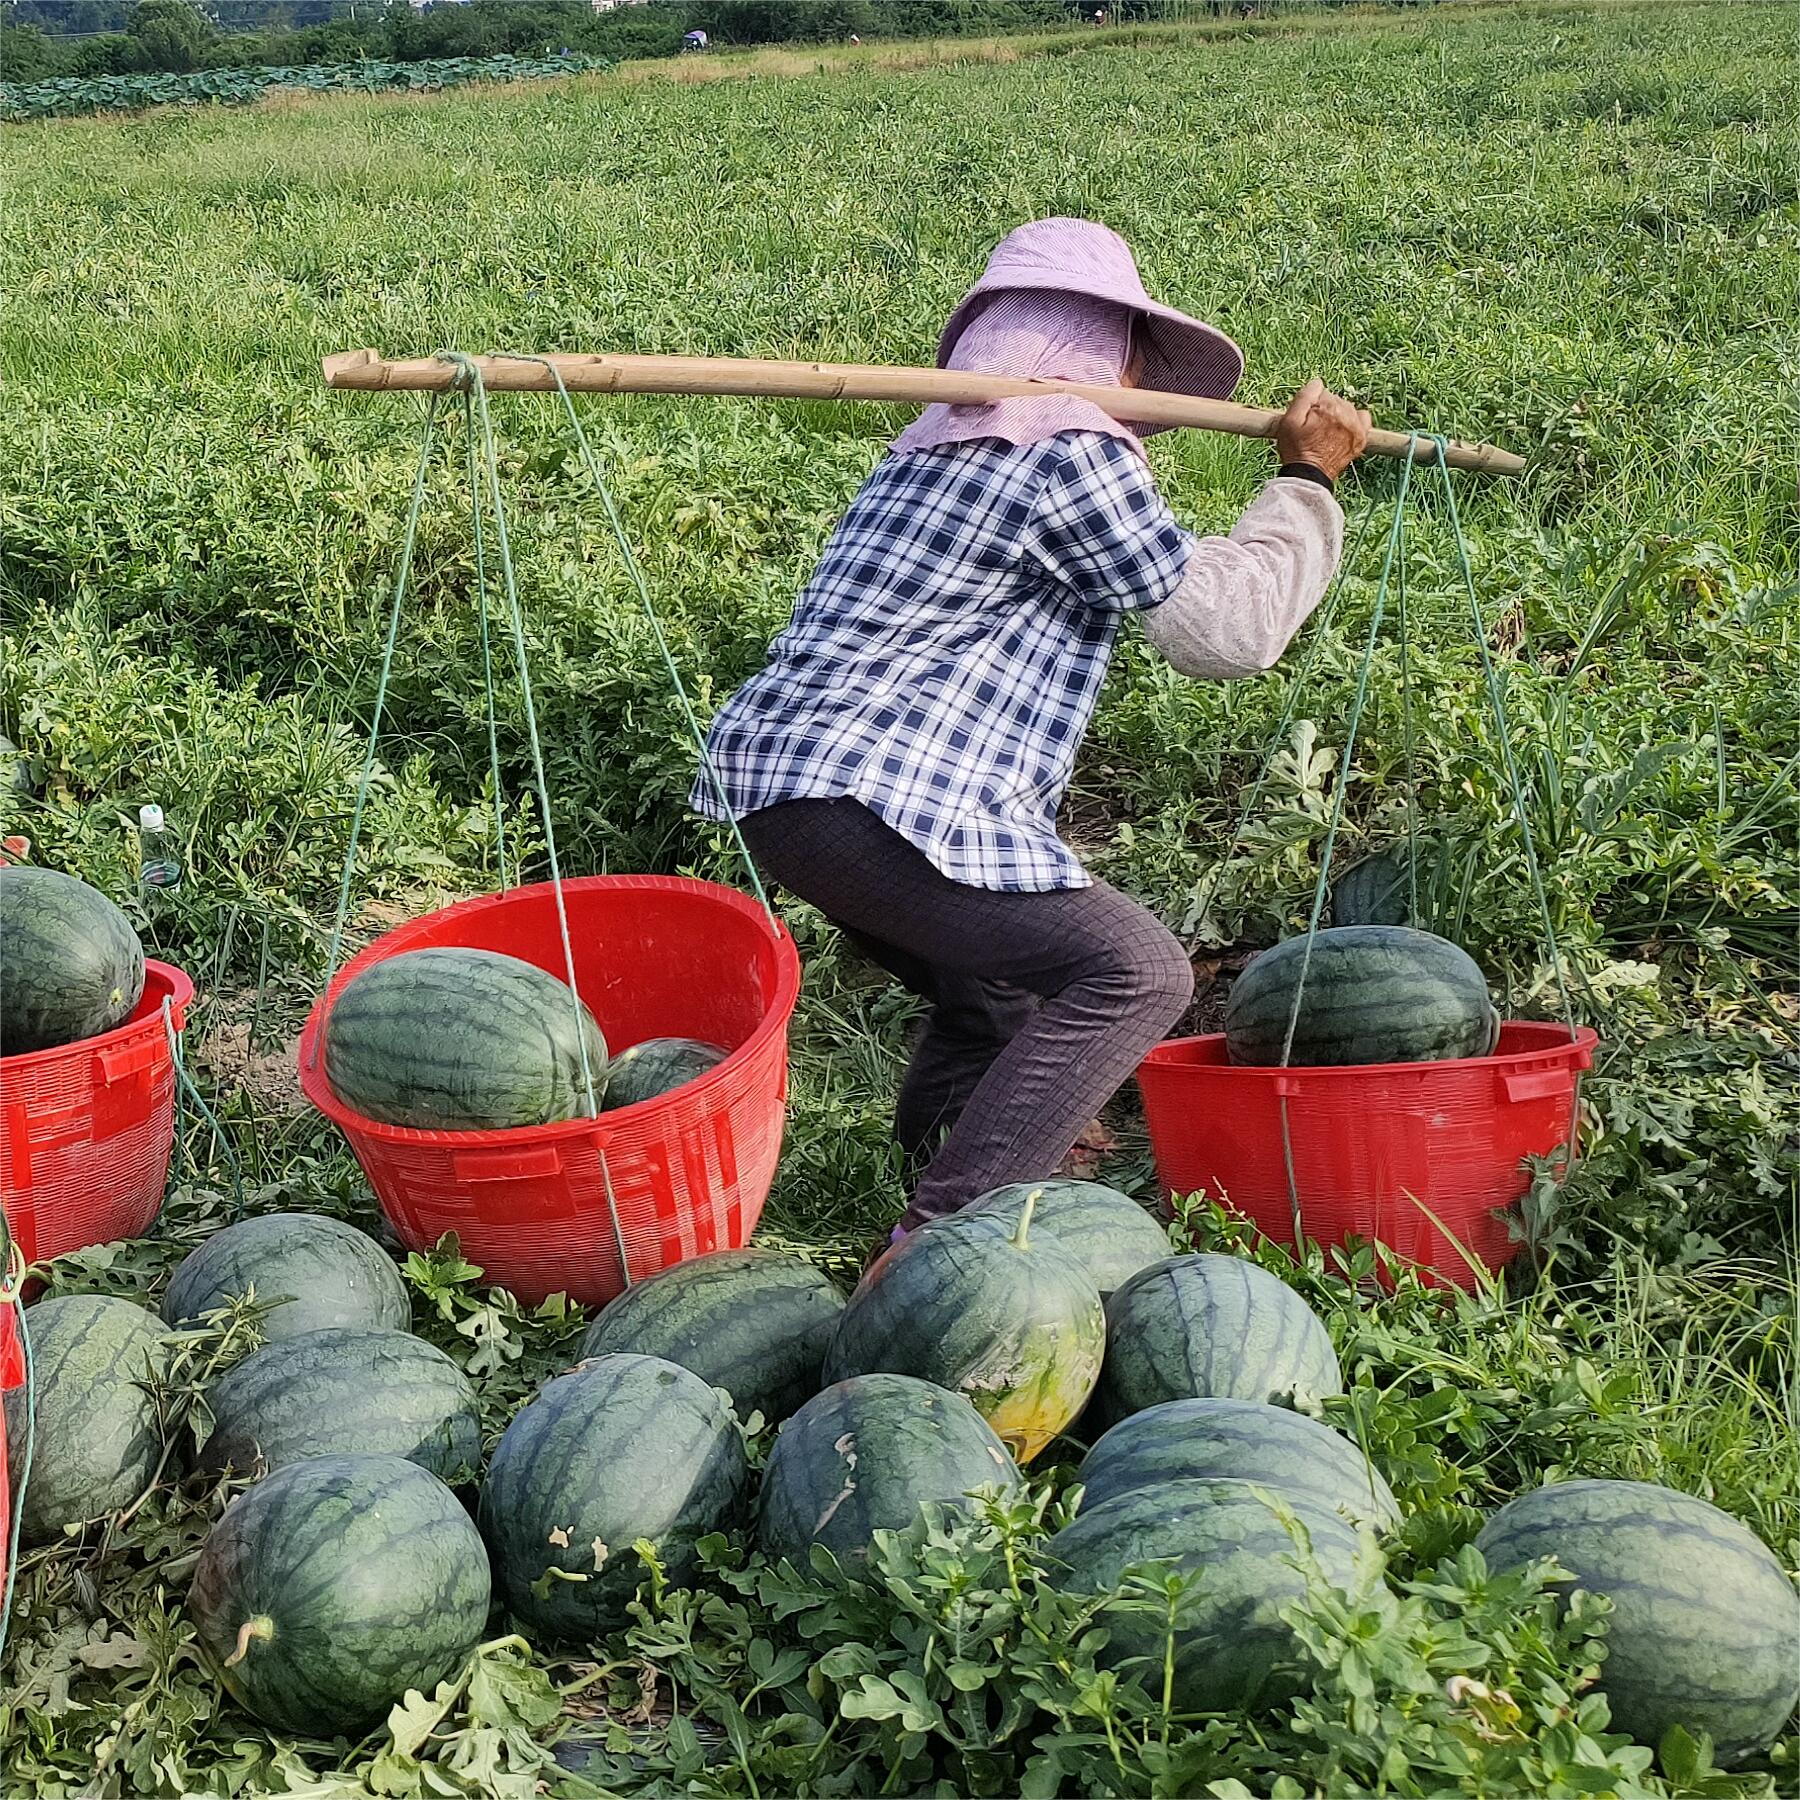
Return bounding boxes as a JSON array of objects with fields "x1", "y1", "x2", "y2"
[
  {"x1": 0, "y1": 51, "x2": 613, "y2": 121},
  {"x1": 2, "y1": 4, "x2": 1796, "y2": 1793}
]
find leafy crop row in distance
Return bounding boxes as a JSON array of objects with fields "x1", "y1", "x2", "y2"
[{"x1": 0, "y1": 51, "x2": 612, "y2": 120}]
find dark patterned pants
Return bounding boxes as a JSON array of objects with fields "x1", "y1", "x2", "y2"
[{"x1": 739, "y1": 797, "x2": 1194, "y2": 1230}]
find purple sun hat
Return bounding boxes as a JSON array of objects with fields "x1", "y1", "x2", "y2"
[{"x1": 935, "y1": 218, "x2": 1244, "y2": 422}]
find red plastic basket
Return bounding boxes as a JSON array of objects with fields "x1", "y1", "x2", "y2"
[
  {"x1": 0, "y1": 960, "x2": 194, "y2": 1269},
  {"x1": 1136, "y1": 1023, "x2": 1598, "y2": 1288},
  {"x1": 297, "y1": 875, "x2": 802, "y2": 1307}
]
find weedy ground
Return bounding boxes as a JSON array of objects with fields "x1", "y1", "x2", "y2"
[{"x1": 0, "y1": 0, "x2": 1795, "y2": 1793}]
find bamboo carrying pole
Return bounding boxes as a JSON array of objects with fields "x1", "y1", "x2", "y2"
[{"x1": 322, "y1": 349, "x2": 1526, "y2": 476}]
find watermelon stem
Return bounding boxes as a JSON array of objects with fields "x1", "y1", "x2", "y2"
[
  {"x1": 225, "y1": 1616, "x2": 274, "y2": 1666},
  {"x1": 1011, "y1": 1190, "x2": 1040, "y2": 1253}
]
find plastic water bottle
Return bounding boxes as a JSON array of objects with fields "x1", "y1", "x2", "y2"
[{"x1": 138, "y1": 804, "x2": 182, "y2": 908}]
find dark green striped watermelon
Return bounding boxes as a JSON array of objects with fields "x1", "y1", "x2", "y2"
[
  {"x1": 481, "y1": 1353, "x2": 747, "y2": 1643},
  {"x1": 0, "y1": 731, "x2": 36, "y2": 796},
  {"x1": 963, "y1": 1181, "x2": 1171, "y2": 1301},
  {"x1": 1093, "y1": 1255, "x2": 1342, "y2": 1428},
  {"x1": 195, "y1": 1327, "x2": 480, "y2": 1484},
  {"x1": 323, "y1": 946, "x2": 608, "y2": 1130},
  {"x1": 1076, "y1": 1398, "x2": 1397, "y2": 1529},
  {"x1": 0, "y1": 866, "x2": 145, "y2": 1055},
  {"x1": 188, "y1": 1453, "x2": 490, "y2": 1737},
  {"x1": 1476, "y1": 1479, "x2": 1800, "y2": 1763},
  {"x1": 1330, "y1": 847, "x2": 1415, "y2": 929},
  {"x1": 824, "y1": 1195, "x2": 1104, "y2": 1464},
  {"x1": 1224, "y1": 925, "x2": 1498, "y2": 1067},
  {"x1": 758, "y1": 1373, "x2": 1020, "y2": 1569},
  {"x1": 601, "y1": 1037, "x2": 728, "y2": 1111},
  {"x1": 4, "y1": 1294, "x2": 167, "y2": 1545},
  {"x1": 1332, "y1": 841, "x2": 1459, "y2": 931},
  {"x1": 1049, "y1": 1476, "x2": 1360, "y2": 1712},
  {"x1": 162, "y1": 1212, "x2": 410, "y2": 1343},
  {"x1": 577, "y1": 1248, "x2": 843, "y2": 1425}
]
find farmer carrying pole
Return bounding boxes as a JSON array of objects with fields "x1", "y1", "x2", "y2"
[{"x1": 693, "y1": 217, "x2": 1372, "y2": 1240}]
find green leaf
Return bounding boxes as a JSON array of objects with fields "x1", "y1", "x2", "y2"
[
  {"x1": 75, "y1": 1631, "x2": 152, "y2": 1671},
  {"x1": 1023, "y1": 1750, "x2": 1075, "y2": 1798},
  {"x1": 386, "y1": 1680, "x2": 459, "y2": 1758},
  {"x1": 365, "y1": 1743, "x2": 425, "y2": 1797},
  {"x1": 467, "y1": 1652, "x2": 562, "y2": 1733},
  {"x1": 946, "y1": 1659, "x2": 996, "y2": 1692},
  {"x1": 1657, "y1": 1723, "x2": 1712, "y2": 1785}
]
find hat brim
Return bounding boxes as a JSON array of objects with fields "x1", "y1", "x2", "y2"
[{"x1": 937, "y1": 271, "x2": 1244, "y2": 432}]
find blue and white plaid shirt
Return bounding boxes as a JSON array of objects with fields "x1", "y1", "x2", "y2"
[{"x1": 692, "y1": 432, "x2": 1192, "y2": 891}]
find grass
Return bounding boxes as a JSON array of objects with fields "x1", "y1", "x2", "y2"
[{"x1": 0, "y1": 0, "x2": 1796, "y2": 1792}]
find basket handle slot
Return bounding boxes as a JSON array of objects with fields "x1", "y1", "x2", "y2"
[
  {"x1": 1497, "y1": 1068, "x2": 1575, "y2": 1103},
  {"x1": 93, "y1": 1040, "x2": 161, "y2": 1085},
  {"x1": 450, "y1": 1144, "x2": 565, "y2": 1182}
]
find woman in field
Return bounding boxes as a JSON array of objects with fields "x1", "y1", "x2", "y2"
[{"x1": 694, "y1": 217, "x2": 1369, "y2": 1236}]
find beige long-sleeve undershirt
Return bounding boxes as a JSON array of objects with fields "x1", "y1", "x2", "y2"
[{"x1": 1141, "y1": 475, "x2": 1345, "y2": 678}]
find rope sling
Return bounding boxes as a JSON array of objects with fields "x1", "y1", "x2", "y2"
[
  {"x1": 304, "y1": 354, "x2": 788, "y2": 1302},
  {"x1": 1184, "y1": 435, "x2": 1584, "y2": 1249}
]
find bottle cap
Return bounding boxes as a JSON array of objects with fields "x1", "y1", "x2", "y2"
[{"x1": 139, "y1": 804, "x2": 164, "y2": 831}]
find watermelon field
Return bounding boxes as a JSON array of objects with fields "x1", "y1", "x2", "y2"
[
  {"x1": 0, "y1": 52, "x2": 615, "y2": 123},
  {"x1": 1, "y1": 0, "x2": 1797, "y2": 1793}
]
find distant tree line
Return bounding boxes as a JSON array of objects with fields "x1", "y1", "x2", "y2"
[{"x1": 1, "y1": 0, "x2": 1301, "y2": 83}]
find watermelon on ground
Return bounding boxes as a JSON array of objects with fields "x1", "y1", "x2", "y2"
[
  {"x1": 0, "y1": 865, "x2": 145, "y2": 1055},
  {"x1": 3, "y1": 1293, "x2": 167, "y2": 1545},
  {"x1": 188, "y1": 1453, "x2": 490, "y2": 1737},
  {"x1": 1476, "y1": 1478, "x2": 1800, "y2": 1763},
  {"x1": 1076, "y1": 1397, "x2": 1398, "y2": 1529},
  {"x1": 1093, "y1": 1254, "x2": 1342, "y2": 1428},
  {"x1": 601, "y1": 1036, "x2": 728, "y2": 1111},
  {"x1": 1330, "y1": 846, "x2": 1418, "y2": 929},
  {"x1": 758, "y1": 1373, "x2": 1020, "y2": 1569},
  {"x1": 480, "y1": 1353, "x2": 747, "y2": 1643},
  {"x1": 963, "y1": 1180, "x2": 1171, "y2": 1300},
  {"x1": 161, "y1": 1212, "x2": 410, "y2": 1342},
  {"x1": 1048, "y1": 1475, "x2": 1360, "y2": 1713},
  {"x1": 322, "y1": 946, "x2": 608, "y2": 1129},
  {"x1": 0, "y1": 731, "x2": 36, "y2": 796},
  {"x1": 1224, "y1": 925, "x2": 1498, "y2": 1067},
  {"x1": 577, "y1": 1247, "x2": 843, "y2": 1424},
  {"x1": 195, "y1": 1327, "x2": 480, "y2": 1483},
  {"x1": 825, "y1": 1194, "x2": 1104, "y2": 1463}
]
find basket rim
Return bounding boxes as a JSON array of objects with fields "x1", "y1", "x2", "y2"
[
  {"x1": 296, "y1": 874, "x2": 800, "y2": 1147},
  {"x1": 1140, "y1": 1021, "x2": 1598, "y2": 1082},
  {"x1": 0, "y1": 958, "x2": 194, "y2": 1072}
]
